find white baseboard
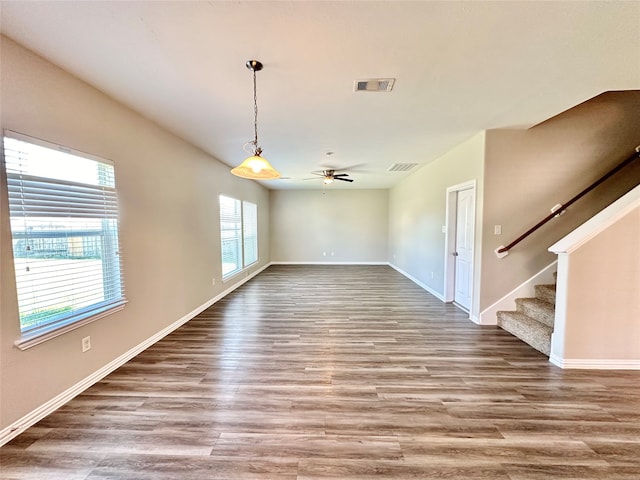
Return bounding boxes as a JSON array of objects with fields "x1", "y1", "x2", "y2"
[
  {"x1": 550, "y1": 354, "x2": 640, "y2": 370},
  {"x1": 478, "y1": 261, "x2": 557, "y2": 325},
  {"x1": 0, "y1": 262, "x2": 270, "y2": 447},
  {"x1": 270, "y1": 261, "x2": 388, "y2": 265},
  {"x1": 388, "y1": 263, "x2": 445, "y2": 302}
]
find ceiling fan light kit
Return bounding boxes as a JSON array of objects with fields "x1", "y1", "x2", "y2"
[
  {"x1": 308, "y1": 169, "x2": 354, "y2": 184},
  {"x1": 231, "y1": 60, "x2": 280, "y2": 180}
]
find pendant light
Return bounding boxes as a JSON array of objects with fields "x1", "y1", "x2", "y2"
[{"x1": 231, "y1": 60, "x2": 280, "y2": 180}]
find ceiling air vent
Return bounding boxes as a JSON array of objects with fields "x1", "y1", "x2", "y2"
[
  {"x1": 354, "y1": 78, "x2": 395, "y2": 92},
  {"x1": 387, "y1": 162, "x2": 418, "y2": 172}
]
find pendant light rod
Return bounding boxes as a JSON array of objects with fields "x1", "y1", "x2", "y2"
[
  {"x1": 231, "y1": 60, "x2": 280, "y2": 180},
  {"x1": 247, "y1": 60, "x2": 263, "y2": 154}
]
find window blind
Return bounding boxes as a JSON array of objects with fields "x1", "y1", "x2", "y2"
[
  {"x1": 243, "y1": 201, "x2": 258, "y2": 266},
  {"x1": 219, "y1": 195, "x2": 242, "y2": 278},
  {"x1": 3, "y1": 131, "x2": 126, "y2": 340},
  {"x1": 219, "y1": 196, "x2": 258, "y2": 279}
]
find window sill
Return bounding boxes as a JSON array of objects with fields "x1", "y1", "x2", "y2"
[
  {"x1": 14, "y1": 300, "x2": 127, "y2": 351},
  {"x1": 222, "y1": 261, "x2": 258, "y2": 284}
]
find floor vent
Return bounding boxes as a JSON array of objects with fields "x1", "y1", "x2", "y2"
[
  {"x1": 387, "y1": 162, "x2": 418, "y2": 172},
  {"x1": 354, "y1": 78, "x2": 395, "y2": 92}
]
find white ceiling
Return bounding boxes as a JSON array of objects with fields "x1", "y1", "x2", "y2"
[{"x1": 1, "y1": 1, "x2": 639, "y2": 189}]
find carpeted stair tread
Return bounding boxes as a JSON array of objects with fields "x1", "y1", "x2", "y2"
[
  {"x1": 535, "y1": 283, "x2": 556, "y2": 304},
  {"x1": 516, "y1": 297, "x2": 555, "y2": 328},
  {"x1": 496, "y1": 311, "x2": 552, "y2": 356}
]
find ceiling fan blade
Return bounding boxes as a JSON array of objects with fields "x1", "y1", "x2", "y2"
[
  {"x1": 335, "y1": 177, "x2": 354, "y2": 182},
  {"x1": 333, "y1": 173, "x2": 350, "y2": 178},
  {"x1": 319, "y1": 163, "x2": 367, "y2": 173}
]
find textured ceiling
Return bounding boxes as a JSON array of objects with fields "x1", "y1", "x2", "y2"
[{"x1": 1, "y1": 1, "x2": 639, "y2": 189}]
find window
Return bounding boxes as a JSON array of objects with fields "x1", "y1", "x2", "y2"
[
  {"x1": 219, "y1": 195, "x2": 258, "y2": 279},
  {"x1": 243, "y1": 201, "x2": 258, "y2": 266},
  {"x1": 3, "y1": 131, "x2": 126, "y2": 348},
  {"x1": 219, "y1": 196, "x2": 242, "y2": 277}
]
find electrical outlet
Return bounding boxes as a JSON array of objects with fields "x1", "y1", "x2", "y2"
[{"x1": 82, "y1": 336, "x2": 91, "y2": 352}]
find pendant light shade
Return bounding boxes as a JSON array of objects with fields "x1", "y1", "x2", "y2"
[
  {"x1": 231, "y1": 153, "x2": 280, "y2": 179},
  {"x1": 231, "y1": 60, "x2": 280, "y2": 180}
]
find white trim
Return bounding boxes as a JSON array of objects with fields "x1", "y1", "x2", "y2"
[
  {"x1": 221, "y1": 260, "x2": 260, "y2": 284},
  {"x1": 445, "y1": 180, "x2": 477, "y2": 194},
  {"x1": 478, "y1": 261, "x2": 557, "y2": 325},
  {"x1": 549, "y1": 256, "x2": 569, "y2": 362},
  {"x1": 270, "y1": 261, "x2": 388, "y2": 265},
  {"x1": 15, "y1": 301, "x2": 127, "y2": 351},
  {"x1": 444, "y1": 190, "x2": 456, "y2": 302},
  {"x1": 444, "y1": 180, "x2": 476, "y2": 309},
  {"x1": 549, "y1": 184, "x2": 640, "y2": 254},
  {"x1": 468, "y1": 311, "x2": 480, "y2": 324},
  {"x1": 550, "y1": 354, "x2": 640, "y2": 370},
  {"x1": 389, "y1": 263, "x2": 446, "y2": 302},
  {"x1": 0, "y1": 262, "x2": 270, "y2": 447},
  {"x1": 4, "y1": 129, "x2": 113, "y2": 165}
]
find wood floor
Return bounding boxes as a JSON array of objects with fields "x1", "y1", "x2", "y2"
[{"x1": 2, "y1": 265, "x2": 640, "y2": 479}]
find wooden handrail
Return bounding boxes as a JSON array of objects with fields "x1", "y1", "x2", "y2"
[{"x1": 495, "y1": 146, "x2": 640, "y2": 257}]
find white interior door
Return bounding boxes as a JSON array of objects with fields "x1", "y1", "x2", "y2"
[{"x1": 454, "y1": 188, "x2": 474, "y2": 311}]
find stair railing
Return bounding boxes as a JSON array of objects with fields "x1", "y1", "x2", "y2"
[{"x1": 495, "y1": 145, "x2": 640, "y2": 258}]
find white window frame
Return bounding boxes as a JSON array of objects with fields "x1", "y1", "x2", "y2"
[
  {"x1": 3, "y1": 130, "x2": 126, "y2": 349},
  {"x1": 242, "y1": 200, "x2": 258, "y2": 267},
  {"x1": 219, "y1": 195, "x2": 258, "y2": 280}
]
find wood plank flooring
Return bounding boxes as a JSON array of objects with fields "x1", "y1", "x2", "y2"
[{"x1": 2, "y1": 265, "x2": 640, "y2": 479}]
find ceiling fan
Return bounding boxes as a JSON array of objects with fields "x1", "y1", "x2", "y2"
[{"x1": 309, "y1": 169, "x2": 354, "y2": 185}]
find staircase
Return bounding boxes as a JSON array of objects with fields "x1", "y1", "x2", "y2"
[{"x1": 497, "y1": 280, "x2": 556, "y2": 356}]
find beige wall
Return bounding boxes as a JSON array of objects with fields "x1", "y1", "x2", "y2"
[
  {"x1": 481, "y1": 91, "x2": 640, "y2": 312},
  {"x1": 555, "y1": 200, "x2": 640, "y2": 362},
  {"x1": 269, "y1": 189, "x2": 388, "y2": 263},
  {"x1": 0, "y1": 37, "x2": 270, "y2": 430},
  {"x1": 3, "y1": 36, "x2": 639, "y2": 436},
  {"x1": 388, "y1": 132, "x2": 485, "y2": 313}
]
